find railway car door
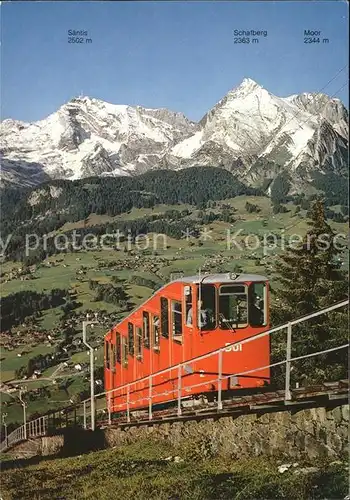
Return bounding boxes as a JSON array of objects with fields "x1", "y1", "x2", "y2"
[
  {"x1": 170, "y1": 297, "x2": 185, "y2": 380},
  {"x1": 150, "y1": 313, "x2": 160, "y2": 372},
  {"x1": 105, "y1": 339, "x2": 111, "y2": 385},
  {"x1": 197, "y1": 284, "x2": 217, "y2": 335},
  {"x1": 142, "y1": 312, "x2": 151, "y2": 379},
  {"x1": 183, "y1": 285, "x2": 195, "y2": 360},
  {"x1": 105, "y1": 338, "x2": 116, "y2": 409},
  {"x1": 109, "y1": 341, "x2": 117, "y2": 411}
]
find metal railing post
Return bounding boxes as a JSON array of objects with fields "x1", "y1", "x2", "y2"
[
  {"x1": 108, "y1": 393, "x2": 112, "y2": 425},
  {"x1": 177, "y1": 365, "x2": 182, "y2": 417},
  {"x1": 19, "y1": 389, "x2": 27, "y2": 440},
  {"x1": 2, "y1": 413, "x2": 8, "y2": 449},
  {"x1": 83, "y1": 401, "x2": 87, "y2": 430},
  {"x1": 82, "y1": 319, "x2": 98, "y2": 432},
  {"x1": 90, "y1": 368, "x2": 95, "y2": 430},
  {"x1": 126, "y1": 386, "x2": 130, "y2": 423},
  {"x1": 285, "y1": 322, "x2": 292, "y2": 401},
  {"x1": 148, "y1": 376, "x2": 153, "y2": 421},
  {"x1": 217, "y1": 349, "x2": 223, "y2": 410}
]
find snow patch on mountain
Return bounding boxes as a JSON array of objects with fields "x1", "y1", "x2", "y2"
[{"x1": 171, "y1": 131, "x2": 203, "y2": 158}]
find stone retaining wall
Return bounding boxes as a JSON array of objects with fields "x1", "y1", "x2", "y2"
[
  {"x1": 7, "y1": 405, "x2": 349, "y2": 460},
  {"x1": 8, "y1": 435, "x2": 64, "y2": 459},
  {"x1": 105, "y1": 405, "x2": 349, "y2": 460}
]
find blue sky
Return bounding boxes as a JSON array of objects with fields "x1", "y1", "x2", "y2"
[{"x1": 2, "y1": 1, "x2": 348, "y2": 122}]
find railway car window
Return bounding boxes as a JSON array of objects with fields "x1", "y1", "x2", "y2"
[
  {"x1": 128, "y1": 322, "x2": 134, "y2": 356},
  {"x1": 198, "y1": 285, "x2": 216, "y2": 330},
  {"x1": 122, "y1": 337, "x2": 128, "y2": 368},
  {"x1": 219, "y1": 285, "x2": 248, "y2": 329},
  {"x1": 185, "y1": 286, "x2": 193, "y2": 326},
  {"x1": 110, "y1": 343, "x2": 116, "y2": 372},
  {"x1": 220, "y1": 285, "x2": 246, "y2": 295},
  {"x1": 171, "y1": 301, "x2": 183, "y2": 339},
  {"x1": 249, "y1": 282, "x2": 267, "y2": 327},
  {"x1": 136, "y1": 327, "x2": 143, "y2": 359},
  {"x1": 160, "y1": 297, "x2": 169, "y2": 338},
  {"x1": 116, "y1": 333, "x2": 121, "y2": 364},
  {"x1": 105, "y1": 341, "x2": 110, "y2": 370},
  {"x1": 143, "y1": 312, "x2": 150, "y2": 348},
  {"x1": 152, "y1": 315, "x2": 160, "y2": 350}
]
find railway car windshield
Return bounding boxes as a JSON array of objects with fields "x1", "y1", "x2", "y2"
[
  {"x1": 217, "y1": 281, "x2": 267, "y2": 329},
  {"x1": 219, "y1": 284, "x2": 248, "y2": 329}
]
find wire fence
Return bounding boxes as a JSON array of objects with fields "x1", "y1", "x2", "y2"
[{"x1": 1, "y1": 299, "x2": 348, "y2": 453}]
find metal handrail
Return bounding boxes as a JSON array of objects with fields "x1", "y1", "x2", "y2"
[
  {"x1": 1, "y1": 299, "x2": 348, "y2": 451},
  {"x1": 85, "y1": 299, "x2": 349, "y2": 401},
  {"x1": 95, "y1": 343, "x2": 349, "y2": 415}
]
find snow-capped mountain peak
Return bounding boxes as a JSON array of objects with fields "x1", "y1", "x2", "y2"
[
  {"x1": 1, "y1": 97, "x2": 198, "y2": 185},
  {"x1": 233, "y1": 77, "x2": 263, "y2": 93},
  {"x1": 170, "y1": 79, "x2": 347, "y2": 189}
]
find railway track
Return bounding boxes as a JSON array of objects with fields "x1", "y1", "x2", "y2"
[
  {"x1": 1, "y1": 380, "x2": 347, "y2": 453},
  {"x1": 98, "y1": 379, "x2": 349, "y2": 429}
]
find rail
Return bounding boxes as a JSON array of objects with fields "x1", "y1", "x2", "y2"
[{"x1": 1, "y1": 299, "x2": 348, "y2": 452}]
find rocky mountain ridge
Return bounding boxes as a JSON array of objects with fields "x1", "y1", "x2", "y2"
[{"x1": 1, "y1": 78, "x2": 348, "y2": 190}]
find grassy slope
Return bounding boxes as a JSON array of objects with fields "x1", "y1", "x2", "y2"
[{"x1": 0, "y1": 440, "x2": 348, "y2": 500}]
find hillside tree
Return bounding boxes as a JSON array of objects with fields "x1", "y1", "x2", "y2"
[{"x1": 270, "y1": 199, "x2": 348, "y2": 386}]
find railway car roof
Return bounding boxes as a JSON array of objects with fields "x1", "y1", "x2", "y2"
[{"x1": 172, "y1": 273, "x2": 268, "y2": 284}]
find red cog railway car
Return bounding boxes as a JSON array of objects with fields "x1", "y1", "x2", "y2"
[{"x1": 104, "y1": 273, "x2": 270, "y2": 414}]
